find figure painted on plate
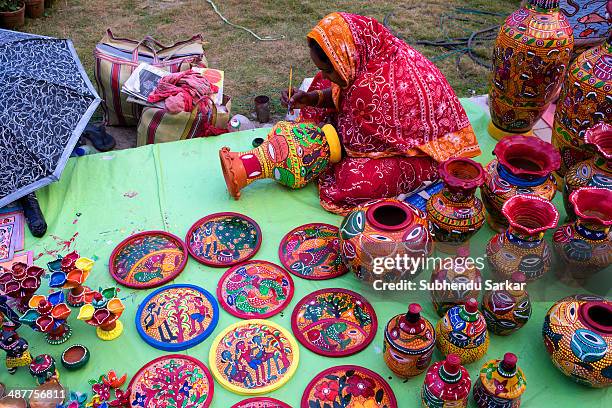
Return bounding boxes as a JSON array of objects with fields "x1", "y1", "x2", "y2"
[{"x1": 221, "y1": 349, "x2": 254, "y2": 388}]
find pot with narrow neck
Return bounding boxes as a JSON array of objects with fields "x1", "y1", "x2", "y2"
[
  {"x1": 421, "y1": 354, "x2": 471, "y2": 408},
  {"x1": 473, "y1": 353, "x2": 527, "y2": 407}
]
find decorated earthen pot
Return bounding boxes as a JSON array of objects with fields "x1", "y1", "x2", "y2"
[
  {"x1": 552, "y1": 33, "x2": 612, "y2": 178},
  {"x1": 430, "y1": 247, "x2": 483, "y2": 317},
  {"x1": 339, "y1": 198, "x2": 433, "y2": 283},
  {"x1": 435, "y1": 298, "x2": 490, "y2": 365},
  {"x1": 219, "y1": 121, "x2": 341, "y2": 199},
  {"x1": 421, "y1": 354, "x2": 471, "y2": 408},
  {"x1": 542, "y1": 294, "x2": 612, "y2": 388},
  {"x1": 473, "y1": 353, "x2": 527, "y2": 407},
  {"x1": 488, "y1": 0, "x2": 574, "y2": 140},
  {"x1": 29, "y1": 354, "x2": 59, "y2": 385},
  {"x1": 553, "y1": 187, "x2": 612, "y2": 285},
  {"x1": 383, "y1": 303, "x2": 436, "y2": 378},
  {"x1": 481, "y1": 135, "x2": 560, "y2": 232},
  {"x1": 563, "y1": 123, "x2": 612, "y2": 219},
  {"x1": 487, "y1": 194, "x2": 559, "y2": 282},
  {"x1": 426, "y1": 158, "x2": 485, "y2": 254},
  {"x1": 482, "y1": 272, "x2": 532, "y2": 336}
]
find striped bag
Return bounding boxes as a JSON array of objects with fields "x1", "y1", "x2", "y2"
[{"x1": 94, "y1": 29, "x2": 207, "y2": 126}]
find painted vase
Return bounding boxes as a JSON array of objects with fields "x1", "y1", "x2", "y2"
[
  {"x1": 383, "y1": 303, "x2": 436, "y2": 378},
  {"x1": 421, "y1": 354, "x2": 471, "y2": 408},
  {"x1": 430, "y1": 247, "x2": 483, "y2": 317},
  {"x1": 339, "y1": 198, "x2": 433, "y2": 283},
  {"x1": 563, "y1": 123, "x2": 612, "y2": 219},
  {"x1": 553, "y1": 187, "x2": 612, "y2": 285},
  {"x1": 481, "y1": 135, "x2": 560, "y2": 232},
  {"x1": 426, "y1": 158, "x2": 485, "y2": 254},
  {"x1": 435, "y1": 298, "x2": 490, "y2": 365},
  {"x1": 488, "y1": 0, "x2": 573, "y2": 140},
  {"x1": 473, "y1": 353, "x2": 527, "y2": 407},
  {"x1": 552, "y1": 33, "x2": 612, "y2": 178},
  {"x1": 482, "y1": 272, "x2": 532, "y2": 336},
  {"x1": 542, "y1": 294, "x2": 612, "y2": 387},
  {"x1": 487, "y1": 194, "x2": 559, "y2": 282},
  {"x1": 29, "y1": 354, "x2": 59, "y2": 385},
  {"x1": 219, "y1": 121, "x2": 341, "y2": 199}
]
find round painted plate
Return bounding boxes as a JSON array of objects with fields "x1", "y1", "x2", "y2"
[
  {"x1": 128, "y1": 354, "x2": 214, "y2": 408},
  {"x1": 291, "y1": 288, "x2": 378, "y2": 357},
  {"x1": 136, "y1": 284, "x2": 219, "y2": 351},
  {"x1": 231, "y1": 397, "x2": 292, "y2": 408},
  {"x1": 209, "y1": 319, "x2": 299, "y2": 395},
  {"x1": 186, "y1": 212, "x2": 262, "y2": 267},
  {"x1": 278, "y1": 223, "x2": 347, "y2": 280},
  {"x1": 109, "y1": 230, "x2": 187, "y2": 289},
  {"x1": 301, "y1": 365, "x2": 398, "y2": 408},
  {"x1": 217, "y1": 260, "x2": 294, "y2": 319}
]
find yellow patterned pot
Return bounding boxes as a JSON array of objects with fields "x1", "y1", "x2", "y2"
[{"x1": 472, "y1": 353, "x2": 527, "y2": 407}]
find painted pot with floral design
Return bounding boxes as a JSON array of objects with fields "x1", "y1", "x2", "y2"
[
  {"x1": 29, "y1": 354, "x2": 59, "y2": 385},
  {"x1": 220, "y1": 121, "x2": 341, "y2": 199},
  {"x1": 482, "y1": 272, "x2": 532, "y2": 336},
  {"x1": 435, "y1": 298, "x2": 490, "y2": 365},
  {"x1": 553, "y1": 187, "x2": 612, "y2": 286},
  {"x1": 542, "y1": 295, "x2": 612, "y2": 388},
  {"x1": 488, "y1": 0, "x2": 573, "y2": 140},
  {"x1": 0, "y1": 263, "x2": 44, "y2": 313},
  {"x1": 421, "y1": 354, "x2": 471, "y2": 408},
  {"x1": 563, "y1": 123, "x2": 612, "y2": 219},
  {"x1": 487, "y1": 194, "x2": 559, "y2": 282},
  {"x1": 430, "y1": 247, "x2": 483, "y2": 317},
  {"x1": 481, "y1": 135, "x2": 560, "y2": 232},
  {"x1": 19, "y1": 291, "x2": 72, "y2": 345},
  {"x1": 426, "y1": 158, "x2": 485, "y2": 254},
  {"x1": 48, "y1": 251, "x2": 95, "y2": 307},
  {"x1": 473, "y1": 353, "x2": 527, "y2": 407},
  {"x1": 384, "y1": 303, "x2": 436, "y2": 378},
  {"x1": 552, "y1": 33, "x2": 612, "y2": 178},
  {"x1": 339, "y1": 198, "x2": 433, "y2": 283},
  {"x1": 77, "y1": 287, "x2": 125, "y2": 341}
]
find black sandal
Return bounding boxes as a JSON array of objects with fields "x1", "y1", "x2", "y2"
[
  {"x1": 83, "y1": 123, "x2": 116, "y2": 152},
  {"x1": 19, "y1": 192, "x2": 47, "y2": 238}
]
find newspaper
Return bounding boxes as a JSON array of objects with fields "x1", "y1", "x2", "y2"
[{"x1": 122, "y1": 63, "x2": 169, "y2": 103}]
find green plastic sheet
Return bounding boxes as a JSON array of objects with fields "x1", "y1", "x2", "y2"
[{"x1": 4, "y1": 99, "x2": 610, "y2": 406}]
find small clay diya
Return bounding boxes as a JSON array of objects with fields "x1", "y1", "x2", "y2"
[
  {"x1": 28, "y1": 381, "x2": 65, "y2": 408},
  {"x1": 231, "y1": 397, "x2": 292, "y2": 408},
  {"x1": 109, "y1": 230, "x2": 188, "y2": 289},
  {"x1": 61, "y1": 344, "x2": 90, "y2": 370},
  {"x1": 186, "y1": 212, "x2": 262, "y2": 267},
  {"x1": 278, "y1": 223, "x2": 347, "y2": 280},
  {"x1": 0, "y1": 396, "x2": 27, "y2": 408},
  {"x1": 217, "y1": 260, "x2": 294, "y2": 319},
  {"x1": 291, "y1": 288, "x2": 378, "y2": 357}
]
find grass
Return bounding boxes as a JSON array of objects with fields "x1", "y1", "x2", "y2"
[{"x1": 24, "y1": 0, "x2": 522, "y2": 117}]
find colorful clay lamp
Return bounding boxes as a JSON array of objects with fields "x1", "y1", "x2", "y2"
[
  {"x1": 0, "y1": 263, "x2": 44, "y2": 313},
  {"x1": 219, "y1": 121, "x2": 341, "y2": 199},
  {"x1": 77, "y1": 287, "x2": 125, "y2": 341},
  {"x1": 19, "y1": 291, "x2": 72, "y2": 345},
  {"x1": 48, "y1": 251, "x2": 95, "y2": 307},
  {"x1": 61, "y1": 344, "x2": 90, "y2": 370},
  {"x1": 89, "y1": 370, "x2": 128, "y2": 408}
]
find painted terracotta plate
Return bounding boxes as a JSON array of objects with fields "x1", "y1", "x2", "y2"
[
  {"x1": 209, "y1": 319, "x2": 299, "y2": 395},
  {"x1": 301, "y1": 365, "x2": 398, "y2": 408},
  {"x1": 128, "y1": 354, "x2": 214, "y2": 408},
  {"x1": 291, "y1": 288, "x2": 377, "y2": 357},
  {"x1": 217, "y1": 260, "x2": 294, "y2": 319},
  {"x1": 231, "y1": 397, "x2": 292, "y2": 408},
  {"x1": 186, "y1": 212, "x2": 262, "y2": 267},
  {"x1": 109, "y1": 230, "x2": 187, "y2": 289},
  {"x1": 278, "y1": 223, "x2": 347, "y2": 280},
  {"x1": 136, "y1": 284, "x2": 219, "y2": 351}
]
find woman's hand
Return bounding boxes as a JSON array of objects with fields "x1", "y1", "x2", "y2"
[{"x1": 281, "y1": 88, "x2": 317, "y2": 109}]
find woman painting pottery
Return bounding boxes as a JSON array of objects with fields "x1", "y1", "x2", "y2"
[{"x1": 282, "y1": 13, "x2": 481, "y2": 215}]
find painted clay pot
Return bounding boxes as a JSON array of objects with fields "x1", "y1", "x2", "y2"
[
  {"x1": 219, "y1": 121, "x2": 341, "y2": 199},
  {"x1": 482, "y1": 272, "x2": 532, "y2": 336},
  {"x1": 421, "y1": 354, "x2": 471, "y2": 408},
  {"x1": 435, "y1": 298, "x2": 490, "y2": 365},
  {"x1": 339, "y1": 198, "x2": 433, "y2": 283},
  {"x1": 481, "y1": 135, "x2": 560, "y2": 232},
  {"x1": 488, "y1": 0, "x2": 573, "y2": 140},
  {"x1": 383, "y1": 303, "x2": 436, "y2": 378},
  {"x1": 61, "y1": 344, "x2": 90, "y2": 370},
  {"x1": 19, "y1": 292, "x2": 72, "y2": 345},
  {"x1": 28, "y1": 380, "x2": 65, "y2": 408},
  {"x1": 553, "y1": 187, "x2": 612, "y2": 285},
  {"x1": 473, "y1": 353, "x2": 527, "y2": 407},
  {"x1": 542, "y1": 294, "x2": 612, "y2": 387},
  {"x1": 552, "y1": 33, "x2": 612, "y2": 178},
  {"x1": 77, "y1": 288, "x2": 125, "y2": 341},
  {"x1": 426, "y1": 158, "x2": 485, "y2": 254},
  {"x1": 563, "y1": 123, "x2": 612, "y2": 219},
  {"x1": 430, "y1": 247, "x2": 483, "y2": 317},
  {"x1": 29, "y1": 354, "x2": 59, "y2": 385},
  {"x1": 487, "y1": 194, "x2": 559, "y2": 282}
]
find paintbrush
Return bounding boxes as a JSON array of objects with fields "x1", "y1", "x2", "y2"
[{"x1": 286, "y1": 66, "x2": 293, "y2": 117}]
